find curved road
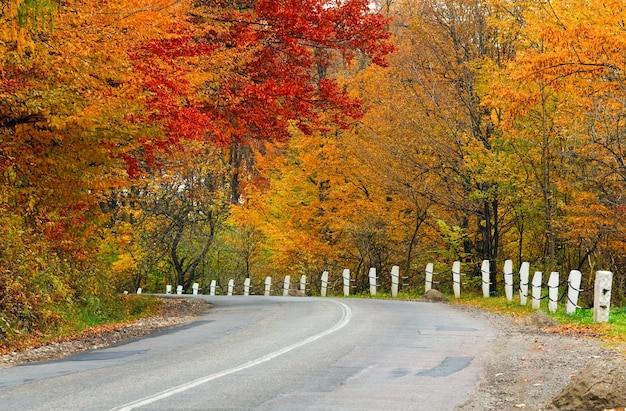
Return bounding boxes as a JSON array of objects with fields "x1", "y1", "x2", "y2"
[{"x1": 0, "y1": 297, "x2": 494, "y2": 410}]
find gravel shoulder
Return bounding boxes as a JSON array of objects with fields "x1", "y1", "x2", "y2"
[
  {"x1": 1, "y1": 297, "x2": 624, "y2": 410},
  {"x1": 453, "y1": 304, "x2": 623, "y2": 411}
]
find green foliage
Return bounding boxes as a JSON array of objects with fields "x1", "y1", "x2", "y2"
[
  {"x1": 17, "y1": 0, "x2": 56, "y2": 31},
  {"x1": 435, "y1": 220, "x2": 471, "y2": 263}
]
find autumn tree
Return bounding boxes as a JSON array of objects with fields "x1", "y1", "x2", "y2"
[
  {"x1": 132, "y1": 0, "x2": 393, "y2": 196},
  {"x1": 486, "y1": 0, "x2": 626, "y2": 291}
]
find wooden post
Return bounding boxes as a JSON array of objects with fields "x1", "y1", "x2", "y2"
[
  {"x1": 342, "y1": 269, "x2": 350, "y2": 296},
  {"x1": 531, "y1": 272, "x2": 542, "y2": 310},
  {"x1": 369, "y1": 267, "x2": 377, "y2": 296},
  {"x1": 452, "y1": 261, "x2": 461, "y2": 299},
  {"x1": 566, "y1": 270, "x2": 582, "y2": 314},
  {"x1": 227, "y1": 279, "x2": 234, "y2": 296},
  {"x1": 481, "y1": 260, "x2": 490, "y2": 298},
  {"x1": 391, "y1": 266, "x2": 400, "y2": 298},
  {"x1": 504, "y1": 259, "x2": 514, "y2": 301},
  {"x1": 547, "y1": 272, "x2": 559, "y2": 313},
  {"x1": 320, "y1": 271, "x2": 329, "y2": 297},
  {"x1": 594, "y1": 270, "x2": 613, "y2": 323},
  {"x1": 264, "y1": 276, "x2": 272, "y2": 296},
  {"x1": 425, "y1": 263, "x2": 434, "y2": 292},
  {"x1": 283, "y1": 275, "x2": 290, "y2": 296},
  {"x1": 519, "y1": 262, "x2": 530, "y2": 306},
  {"x1": 244, "y1": 278, "x2": 251, "y2": 296}
]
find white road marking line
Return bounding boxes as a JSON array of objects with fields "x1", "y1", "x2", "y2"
[{"x1": 111, "y1": 300, "x2": 352, "y2": 411}]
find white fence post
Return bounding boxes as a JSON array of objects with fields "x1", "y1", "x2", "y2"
[
  {"x1": 531, "y1": 272, "x2": 542, "y2": 310},
  {"x1": 519, "y1": 262, "x2": 530, "y2": 305},
  {"x1": 227, "y1": 279, "x2": 234, "y2": 296},
  {"x1": 136, "y1": 288, "x2": 142, "y2": 294},
  {"x1": 300, "y1": 274, "x2": 306, "y2": 294},
  {"x1": 283, "y1": 275, "x2": 291, "y2": 296},
  {"x1": 176, "y1": 285, "x2": 183, "y2": 295},
  {"x1": 210, "y1": 280, "x2": 216, "y2": 296},
  {"x1": 452, "y1": 261, "x2": 461, "y2": 299},
  {"x1": 425, "y1": 263, "x2": 434, "y2": 292},
  {"x1": 369, "y1": 267, "x2": 377, "y2": 296},
  {"x1": 192, "y1": 283, "x2": 199, "y2": 295},
  {"x1": 166, "y1": 285, "x2": 172, "y2": 294},
  {"x1": 594, "y1": 270, "x2": 613, "y2": 323},
  {"x1": 264, "y1": 276, "x2": 272, "y2": 296},
  {"x1": 320, "y1": 271, "x2": 329, "y2": 297},
  {"x1": 300, "y1": 275, "x2": 307, "y2": 294},
  {"x1": 566, "y1": 270, "x2": 582, "y2": 314},
  {"x1": 547, "y1": 271, "x2": 559, "y2": 313},
  {"x1": 481, "y1": 260, "x2": 490, "y2": 298},
  {"x1": 504, "y1": 259, "x2": 514, "y2": 301},
  {"x1": 391, "y1": 266, "x2": 400, "y2": 298},
  {"x1": 343, "y1": 269, "x2": 350, "y2": 296},
  {"x1": 244, "y1": 278, "x2": 251, "y2": 296}
]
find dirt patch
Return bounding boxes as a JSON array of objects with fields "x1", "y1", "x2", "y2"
[
  {"x1": 0, "y1": 296, "x2": 211, "y2": 369},
  {"x1": 455, "y1": 305, "x2": 624, "y2": 411}
]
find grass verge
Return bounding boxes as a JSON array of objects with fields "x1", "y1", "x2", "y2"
[{"x1": 0, "y1": 294, "x2": 163, "y2": 354}]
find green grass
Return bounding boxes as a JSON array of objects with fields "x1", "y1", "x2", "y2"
[
  {"x1": 449, "y1": 294, "x2": 626, "y2": 351},
  {"x1": 0, "y1": 295, "x2": 163, "y2": 354}
]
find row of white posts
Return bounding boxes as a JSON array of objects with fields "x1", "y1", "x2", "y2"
[
  {"x1": 162, "y1": 266, "x2": 403, "y2": 299},
  {"x1": 157, "y1": 260, "x2": 614, "y2": 323},
  {"x1": 429, "y1": 259, "x2": 613, "y2": 323}
]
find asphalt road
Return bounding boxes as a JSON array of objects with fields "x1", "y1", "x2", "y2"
[{"x1": 0, "y1": 296, "x2": 495, "y2": 410}]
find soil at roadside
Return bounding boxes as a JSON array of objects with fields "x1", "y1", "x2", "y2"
[{"x1": 453, "y1": 304, "x2": 626, "y2": 411}]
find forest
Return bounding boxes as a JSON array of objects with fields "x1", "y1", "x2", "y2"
[{"x1": 1, "y1": 0, "x2": 625, "y2": 345}]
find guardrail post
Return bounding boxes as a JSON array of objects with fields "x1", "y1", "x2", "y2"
[
  {"x1": 425, "y1": 263, "x2": 434, "y2": 292},
  {"x1": 519, "y1": 262, "x2": 529, "y2": 305},
  {"x1": 369, "y1": 267, "x2": 377, "y2": 296},
  {"x1": 594, "y1": 270, "x2": 613, "y2": 323},
  {"x1": 481, "y1": 260, "x2": 490, "y2": 298},
  {"x1": 283, "y1": 275, "x2": 291, "y2": 296},
  {"x1": 547, "y1": 271, "x2": 559, "y2": 313},
  {"x1": 176, "y1": 285, "x2": 183, "y2": 295},
  {"x1": 210, "y1": 280, "x2": 216, "y2": 296},
  {"x1": 531, "y1": 271, "x2": 542, "y2": 310},
  {"x1": 343, "y1": 269, "x2": 350, "y2": 296},
  {"x1": 227, "y1": 279, "x2": 234, "y2": 296},
  {"x1": 321, "y1": 271, "x2": 329, "y2": 297},
  {"x1": 166, "y1": 285, "x2": 172, "y2": 294},
  {"x1": 300, "y1": 275, "x2": 307, "y2": 294},
  {"x1": 391, "y1": 265, "x2": 400, "y2": 298},
  {"x1": 136, "y1": 288, "x2": 142, "y2": 294},
  {"x1": 504, "y1": 259, "x2": 514, "y2": 301},
  {"x1": 264, "y1": 276, "x2": 272, "y2": 296},
  {"x1": 192, "y1": 283, "x2": 199, "y2": 295},
  {"x1": 566, "y1": 270, "x2": 582, "y2": 314},
  {"x1": 452, "y1": 261, "x2": 461, "y2": 299},
  {"x1": 244, "y1": 278, "x2": 251, "y2": 296}
]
